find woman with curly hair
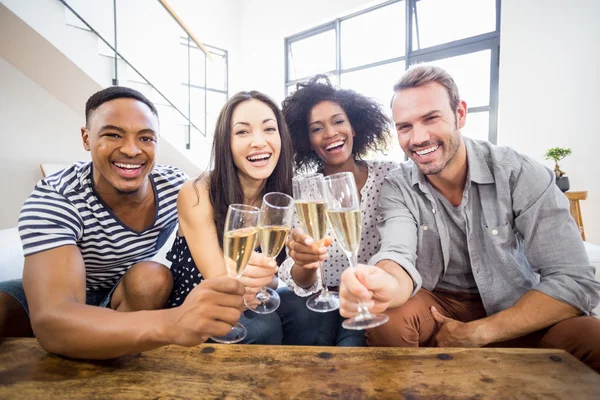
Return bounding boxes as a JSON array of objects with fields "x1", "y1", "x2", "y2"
[{"x1": 277, "y1": 75, "x2": 398, "y2": 346}]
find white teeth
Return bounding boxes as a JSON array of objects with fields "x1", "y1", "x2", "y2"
[
  {"x1": 114, "y1": 163, "x2": 142, "y2": 169},
  {"x1": 247, "y1": 154, "x2": 270, "y2": 161},
  {"x1": 415, "y1": 146, "x2": 439, "y2": 156},
  {"x1": 326, "y1": 140, "x2": 345, "y2": 150}
]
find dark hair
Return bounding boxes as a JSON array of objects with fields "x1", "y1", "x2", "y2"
[
  {"x1": 85, "y1": 86, "x2": 158, "y2": 127},
  {"x1": 281, "y1": 75, "x2": 391, "y2": 172},
  {"x1": 198, "y1": 91, "x2": 294, "y2": 248}
]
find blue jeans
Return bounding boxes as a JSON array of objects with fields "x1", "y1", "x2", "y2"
[
  {"x1": 0, "y1": 279, "x2": 117, "y2": 316},
  {"x1": 2, "y1": 278, "x2": 283, "y2": 345},
  {"x1": 276, "y1": 286, "x2": 366, "y2": 346},
  {"x1": 239, "y1": 309, "x2": 283, "y2": 345}
]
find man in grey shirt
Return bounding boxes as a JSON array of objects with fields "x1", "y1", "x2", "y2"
[{"x1": 339, "y1": 65, "x2": 600, "y2": 373}]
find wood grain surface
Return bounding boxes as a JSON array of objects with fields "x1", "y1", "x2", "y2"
[{"x1": 1, "y1": 338, "x2": 599, "y2": 399}]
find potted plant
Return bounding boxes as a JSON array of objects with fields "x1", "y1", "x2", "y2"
[{"x1": 544, "y1": 147, "x2": 572, "y2": 192}]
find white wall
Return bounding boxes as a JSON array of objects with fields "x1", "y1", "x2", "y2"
[
  {"x1": 0, "y1": 0, "x2": 235, "y2": 172},
  {"x1": 0, "y1": 56, "x2": 90, "y2": 229},
  {"x1": 170, "y1": 0, "x2": 378, "y2": 100},
  {"x1": 0, "y1": 54, "x2": 204, "y2": 230},
  {"x1": 169, "y1": 0, "x2": 244, "y2": 95},
  {"x1": 498, "y1": 0, "x2": 600, "y2": 244},
  {"x1": 238, "y1": 0, "x2": 387, "y2": 103},
  {"x1": 0, "y1": 1, "x2": 204, "y2": 229},
  {"x1": 1, "y1": 0, "x2": 115, "y2": 88}
]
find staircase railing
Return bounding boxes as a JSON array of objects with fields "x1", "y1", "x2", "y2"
[{"x1": 57, "y1": 0, "x2": 224, "y2": 151}]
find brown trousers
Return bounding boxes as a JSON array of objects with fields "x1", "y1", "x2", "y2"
[{"x1": 367, "y1": 289, "x2": 600, "y2": 374}]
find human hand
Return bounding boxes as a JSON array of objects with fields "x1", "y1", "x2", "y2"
[
  {"x1": 286, "y1": 228, "x2": 333, "y2": 271},
  {"x1": 339, "y1": 264, "x2": 397, "y2": 318},
  {"x1": 239, "y1": 252, "x2": 278, "y2": 289},
  {"x1": 431, "y1": 307, "x2": 487, "y2": 347},
  {"x1": 172, "y1": 276, "x2": 245, "y2": 345}
]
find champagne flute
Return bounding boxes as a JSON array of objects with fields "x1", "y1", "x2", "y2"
[
  {"x1": 292, "y1": 173, "x2": 340, "y2": 312},
  {"x1": 246, "y1": 192, "x2": 295, "y2": 314},
  {"x1": 324, "y1": 172, "x2": 389, "y2": 330},
  {"x1": 211, "y1": 204, "x2": 260, "y2": 344}
]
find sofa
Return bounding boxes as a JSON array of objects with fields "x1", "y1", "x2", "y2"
[
  {"x1": 1, "y1": 226, "x2": 599, "y2": 316},
  {"x1": 0, "y1": 226, "x2": 175, "y2": 281}
]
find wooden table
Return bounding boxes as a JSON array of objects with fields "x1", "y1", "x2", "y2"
[{"x1": 1, "y1": 339, "x2": 599, "y2": 399}]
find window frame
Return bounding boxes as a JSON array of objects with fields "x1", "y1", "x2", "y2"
[
  {"x1": 284, "y1": 0, "x2": 501, "y2": 143},
  {"x1": 181, "y1": 38, "x2": 229, "y2": 147}
]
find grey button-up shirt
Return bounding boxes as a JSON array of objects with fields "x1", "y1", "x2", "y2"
[{"x1": 370, "y1": 137, "x2": 600, "y2": 316}]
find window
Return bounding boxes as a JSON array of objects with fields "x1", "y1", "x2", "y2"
[
  {"x1": 181, "y1": 39, "x2": 228, "y2": 148},
  {"x1": 341, "y1": 2, "x2": 405, "y2": 69},
  {"x1": 341, "y1": 61, "x2": 405, "y2": 108},
  {"x1": 285, "y1": 0, "x2": 500, "y2": 146},
  {"x1": 412, "y1": 0, "x2": 496, "y2": 49},
  {"x1": 288, "y1": 29, "x2": 337, "y2": 81}
]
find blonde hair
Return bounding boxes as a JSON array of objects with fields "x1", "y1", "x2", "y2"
[{"x1": 392, "y1": 64, "x2": 460, "y2": 112}]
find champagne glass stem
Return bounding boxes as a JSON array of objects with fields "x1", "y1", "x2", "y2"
[
  {"x1": 318, "y1": 259, "x2": 330, "y2": 296},
  {"x1": 256, "y1": 256, "x2": 274, "y2": 302},
  {"x1": 348, "y1": 251, "x2": 372, "y2": 318},
  {"x1": 256, "y1": 286, "x2": 269, "y2": 302},
  {"x1": 305, "y1": 242, "x2": 339, "y2": 313}
]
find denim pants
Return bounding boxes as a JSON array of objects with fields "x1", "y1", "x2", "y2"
[
  {"x1": 0, "y1": 279, "x2": 115, "y2": 316},
  {"x1": 238, "y1": 309, "x2": 283, "y2": 345},
  {"x1": 276, "y1": 286, "x2": 366, "y2": 346}
]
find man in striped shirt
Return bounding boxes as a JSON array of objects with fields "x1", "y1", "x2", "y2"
[{"x1": 0, "y1": 86, "x2": 245, "y2": 359}]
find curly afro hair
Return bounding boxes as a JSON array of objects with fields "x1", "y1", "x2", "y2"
[{"x1": 281, "y1": 74, "x2": 391, "y2": 173}]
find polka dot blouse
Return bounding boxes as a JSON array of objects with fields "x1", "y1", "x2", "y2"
[
  {"x1": 279, "y1": 160, "x2": 399, "y2": 296},
  {"x1": 165, "y1": 236, "x2": 202, "y2": 308}
]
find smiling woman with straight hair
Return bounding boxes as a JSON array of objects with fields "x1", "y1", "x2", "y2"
[{"x1": 165, "y1": 91, "x2": 293, "y2": 344}]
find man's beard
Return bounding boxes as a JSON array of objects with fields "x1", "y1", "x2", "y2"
[
  {"x1": 414, "y1": 114, "x2": 462, "y2": 175},
  {"x1": 417, "y1": 129, "x2": 462, "y2": 176}
]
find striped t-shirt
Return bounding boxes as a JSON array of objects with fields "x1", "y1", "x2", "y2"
[{"x1": 18, "y1": 162, "x2": 188, "y2": 290}]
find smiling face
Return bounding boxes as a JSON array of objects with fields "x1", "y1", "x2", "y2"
[
  {"x1": 82, "y1": 98, "x2": 158, "y2": 195},
  {"x1": 230, "y1": 99, "x2": 281, "y2": 183},
  {"x1": 392, "y1": 81, "x2": 466, "y2": 176},
  {"x1": 308, "y1": 101, "x2": 355, "y2": 168}
]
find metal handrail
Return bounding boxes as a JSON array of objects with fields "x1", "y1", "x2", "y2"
[
  {"x1": 157, "y1": 0, "x2": 212, "y2": 60},
  {"x1": 57, "y1": 0, "x2": 205, "y2": 141}
]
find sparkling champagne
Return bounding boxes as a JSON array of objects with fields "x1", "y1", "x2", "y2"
[
  {"x1": 223, "y1": 227, "x2": 258, "y2": 276},
  {"x1": 295, "y1": 201, "x2": 327, "y2": 241},
  {"x1": 326, "y1": 208, "x2": 362, "y2": 254},
  {"x1": 259, "y1": 225, "x2": 290, "y2": 258}
]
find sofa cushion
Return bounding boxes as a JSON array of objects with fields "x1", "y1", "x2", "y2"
[
  {"x1": 0, "y1": 226, "x2": 176, "y2": 282},
  {"x1": 0, "y1": 227, "x2": 24, "y2": 281},
  {"x1": 40, "y1": 163, "x2": 70, "y2": 177}
]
